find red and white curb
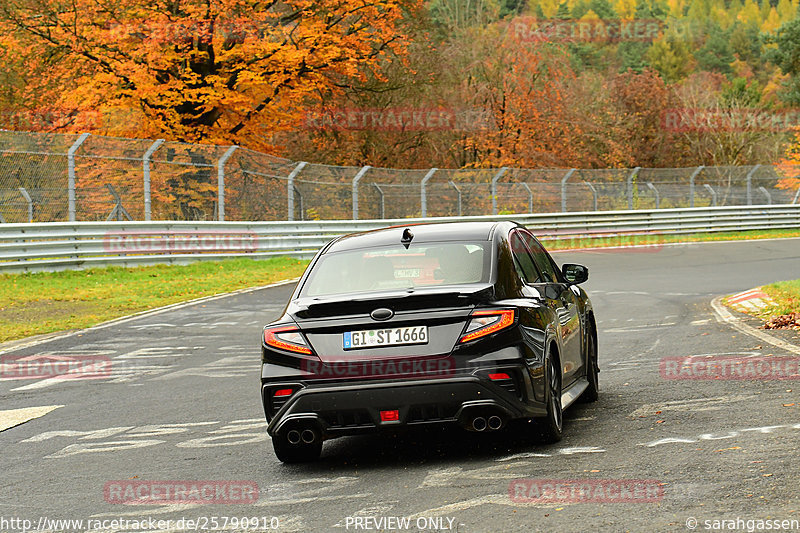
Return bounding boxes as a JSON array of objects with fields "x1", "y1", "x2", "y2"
[
  {"x1": 711, "y1": 296, "x2": 800, "y2": 356},
  {"x1": 726, "y1": 288, "x2": 775, "y2": 313}
]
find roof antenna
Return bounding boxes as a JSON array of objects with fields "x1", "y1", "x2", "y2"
[{"x1": 401, "y1": 228, "x2": 414, "y2": 248}]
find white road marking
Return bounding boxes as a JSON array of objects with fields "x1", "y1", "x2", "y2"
[
  {"x1": 558, "y1": 446, "x2": 605, "y2": 455},
  {"x1": 495, "y1": 452, "x2": 552, "y2": 462},
  {"x1": 711, "y1": 296, "x2": 800, "y2": 356},
  {"x1": 629, "y1": 395, "x2": 754, "y2": 418},
  {"x1": 603, "y1": 322, "x2": 676, "y2": 333},
  {"x1": 408, "y1": 494, "x2": 554, "y2": 516},
  {"x1": 155, "y1": 356, "x2": 255, "y2": 380},
  {"x1": 8, "y1": 346, "x2": 208, "y2": 390},
  {"x1": 690, "y1": 319, "x2": 711, "y2": 325},
  {"x1": 639, "y1": 423, "x2": 800, "y2": 447},
  {"x1": 46, "y1": 439, "x2": 166, "y2": 458},
  {"x1": 604, "y1": 291, "x2": 651, "y2": 296},
  {"x1": 0, "y1": 405, "x2": 63, "y2": 432},
  {"x1": 255, "y1": 477, "x2": 370, "y2": 506}
]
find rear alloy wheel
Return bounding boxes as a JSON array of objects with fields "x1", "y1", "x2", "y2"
[
  {"x1": 535, "y1": 356, "x2": 563, "y2": 443},
  {"x1": 272, "y1": 434, "x2": 322, "y2": 463},
  {"x1": 580, "y1": 332, "x2": 599, "y2": 403}
]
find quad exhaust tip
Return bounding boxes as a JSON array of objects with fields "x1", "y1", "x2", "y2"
[
  {"x1": 286, "y1": 425, "x2": 318, "y2": 445},
  {"x1": 301, "y1": 429, "x2": 316, "y2": 444},
  {"x1": 468, "y1": 414, "x2": 504, "y2": 432},
  {"x1": 287, "y1": 429, "x2": 301, "y2": 445},
  {"x1": 472, "y1": 416, "x2": 487, "y2": 432}
]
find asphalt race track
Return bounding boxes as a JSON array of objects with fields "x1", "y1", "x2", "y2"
[{"x1": 1, "y1": 237, "x2": 799, "y2": 533}]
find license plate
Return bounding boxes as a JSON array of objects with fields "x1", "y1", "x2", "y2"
[{"x1": 343, "y1": 326, "x2": 428, "y2": 349}]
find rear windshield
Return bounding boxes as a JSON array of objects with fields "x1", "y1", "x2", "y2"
[{"x1": 300, "y1": 242, "x2": 491, "y2": 298}]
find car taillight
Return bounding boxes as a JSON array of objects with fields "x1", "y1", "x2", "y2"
[
  {"x1": 264, "y1": 326, "x2": 313, "y2": 355},
  {"x1": 459, "y1": 309, "x2": 516, "y2": 343},
  {"x1": 273, "y1": 388, "x2": 294, "y2": 397},
  {"x1": 488, "y1": 372, "x2": 512, "y2": 381}
]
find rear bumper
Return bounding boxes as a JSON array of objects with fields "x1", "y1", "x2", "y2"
[{"x1": 262, "y1": 372, "x2": 545, "y2": 439}]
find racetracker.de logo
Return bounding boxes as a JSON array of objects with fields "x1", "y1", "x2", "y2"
[
  {"x1": 103, "y1": 231, "x2": 258, "y2": 254},
  {"x1": 301, "y1": 356, "x2": 456, "y2": 380},
  {"x1": 509, "y1": 479, "x2": 664, "y2": 503},
  {"x1": 536, "y1": 231, "x2": 667, "y2": 253},
  {"x1": 304, "y1": 108, "x2": 492, "y2": 132},
  {"x1": 0, "y1": 354, "x2": 111, "y2": 380},
  {"x1": 661, "y1": 108, "x2": 800, "y2": 132},
  {"x1": 509, "y1": 16, "x2": 663, "y2": 43},
  {"x1": 103, "y1": 480, "x2": 259, "y2": 505},
  {"x1": 660, "y1": 356, "x2": 800, "y2": 380}
]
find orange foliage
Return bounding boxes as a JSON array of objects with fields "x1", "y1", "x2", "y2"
[
  {"x1": 0, "y1": 0, "x2": 420, "y2": 218},
  {"x1": 777, "y1": 127, "x2": 800, "y2": 191},
  {"x1": 0, "y1": 0, "x2": 420, "y2": 150},
  {"x1": 458, "y1": 28, "x2": 582, "y2": 168}
]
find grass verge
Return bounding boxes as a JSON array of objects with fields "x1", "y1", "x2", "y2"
[
  {"x1": 0, "y1": 257, "x2": 309, "y2": 343},
  {"x1": 761, "y1": 279, "x2": 800, "y2": 316},
  {"x1": 722, "y1": 278, "x2": 799, "y2": 330},
  {"x1": 542, "y1": 227, "x2": 800, "y2": 250}
]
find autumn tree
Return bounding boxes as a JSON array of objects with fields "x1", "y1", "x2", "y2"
[
  {"x1": 0, "y1": 0, "x2": 421, "y2": 148},
  {"x1": 606, "y1": 68, "x2": 676, "y2": 167},
  {"x1": 0, "y1": 0, "x2": 422, "y2": 218}
]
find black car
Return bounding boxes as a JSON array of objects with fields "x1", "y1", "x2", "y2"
[{"x1": 260, "y1": 221, "x2": 598, "y2": 462}]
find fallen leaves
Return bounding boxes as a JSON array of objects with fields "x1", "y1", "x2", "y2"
[
  {"x1": 763, "y1": 312, "x2": 800, "y2": 330},
  {"x1": 714, "y1": 446, "x2": 742, "y2": 452}
]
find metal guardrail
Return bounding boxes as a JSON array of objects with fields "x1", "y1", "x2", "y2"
[{"x1": 1, "y1": 205, "x2": 799, "y2": 273}]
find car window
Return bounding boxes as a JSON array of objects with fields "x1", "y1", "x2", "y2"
[
  {"x1": 509, "y1": 232, "x2": 542, "y2": 284},
  {"x1": 520, "y1": 231, "x2": 560, "y2": 283},
  {"x1": 300, "y1": 242, "x2": 489, "y2": 298}
]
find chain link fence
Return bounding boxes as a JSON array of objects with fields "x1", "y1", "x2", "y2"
[{"x1": 1, "y1": 130, "x2": 799, "y2": 223}]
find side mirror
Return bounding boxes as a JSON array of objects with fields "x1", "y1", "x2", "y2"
[{"x1": 562, "y1": 263, "x2": 588, "y2": 284}]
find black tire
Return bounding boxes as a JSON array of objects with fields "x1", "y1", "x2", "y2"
[
  {"x1": 535, "y1": 355, "x2": 563, "y2": 443},
  {"x1": 272, "y1": 435, "x2": 322, "y2": 463},
  {"x1": 580, "y1": 331, "x2": 599, "y2": 403}
]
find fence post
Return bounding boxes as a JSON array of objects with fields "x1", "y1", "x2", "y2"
[
  {"x1": 794, "y1": 186, "x2": 800, "y2": 204},
  {"x1": 746, "y1": 164, "x2": 760, "y2": 206},
  {"x1": 142, "y1": 139, "x2": 164, "y2": 221},
  {"x1": 520, "y1": 182, "x2": 533, "y2": 213},
  {"x1": 448, "y1": 181, "x2": 463, "y2": 216},
  {"x1": 67, "y1": 132, "x2": 90, "y2": 222},
  {"x1": 294, "y1": 186, "x2": 305, "y2": 221},
  {"x1": 491, "y1": 167, "x2": 509, "y2": 215},
  {"x1": 646, "y1": 182, "x2": 660, "y2": 209},
  {"x1": 18, "y1": 187, "x2": 33, "y2": 222},
  {"x1": 626, "y1": 167, "x2": 641, "y2": 210},
  {"x1": 560, "y1": 169, "x2": 576, "y2": 212},
  {"x1": 420, "y1": 167, "x2": 438, "y2": 217},
  {"x1": 704, "y1": 184, "x2": 717, "y2": 206},
  {"x1": 352, "y1": 166, "x2": 371, "y2": 220},
  {"x1": 373, "y1": 183, "x2": 385, "y2": 219},
  {"x1": 688, "y1": 165, "x2": 704, "y2": 208},
  {"x1": 286, "y1": 161, "x2": 308, "y2": 221},
  {"x1": 217, "y1": 146, "x2": 238, "y2": 221},
  {"x1": 585, "y1": 181, "x2": 598, "y2": 211},
  {"x1": 758, "y1": 186, "x2": 772, "y2": 205}
]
